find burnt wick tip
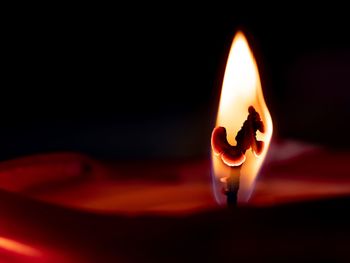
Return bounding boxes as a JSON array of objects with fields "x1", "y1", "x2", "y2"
[{"x1": 211, "y1": 106, "x2": 265, "y2": 207}]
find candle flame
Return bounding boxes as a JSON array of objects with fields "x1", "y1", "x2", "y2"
[{"x1": 211, "y1": 31, "x2": 273, "y2": 204}]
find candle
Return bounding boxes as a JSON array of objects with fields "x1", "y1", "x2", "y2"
[
  {"x1": 1, "y1": 27, "x2": 350, "y2": 263},
  {"x1": 1, "y1": 148, "x2": 350, "y2": 262}
]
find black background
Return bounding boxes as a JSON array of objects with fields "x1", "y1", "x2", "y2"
[{"x1": 2, "y1": 4, "x2": 350, "y2": 160}]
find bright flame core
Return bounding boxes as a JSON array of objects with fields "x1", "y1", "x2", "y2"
[{"x1": 212, "y1": 31, "x2": 273, "y2": 203}]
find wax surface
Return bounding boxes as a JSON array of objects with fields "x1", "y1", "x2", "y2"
[{"x1": 0, "y1": 140, "x2": 350, "y2": 262}]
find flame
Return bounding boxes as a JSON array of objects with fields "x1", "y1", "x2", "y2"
[{"x1": 212, "y1": 31, "x2": 273, "y2": 203}]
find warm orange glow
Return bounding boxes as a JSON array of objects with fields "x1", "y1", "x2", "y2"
[
  {"x1": 212, "y1": 31, "x2": 273, "y2": 203},
  {"x1": 0, "y1": 237, "x2": 41, "y2": 257}
]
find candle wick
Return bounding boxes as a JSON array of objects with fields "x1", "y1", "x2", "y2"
[
  {"x1": 225, "y1": 166, "x2": 241, "y2": 208},
  {"x1": 211, "y1": 105, "x2": 265, "y2": 207}
]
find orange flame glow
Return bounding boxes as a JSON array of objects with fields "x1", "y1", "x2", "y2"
[
  {"x1": 0, "y1": 236, "x2": 41, "y2": 258},
  {"x1": 212, "y1": 31, "x2": 273, "y2": 203}
]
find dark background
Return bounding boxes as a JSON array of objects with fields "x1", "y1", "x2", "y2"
[{"x1": 2, "y1": 5, "x2": 350, "y2": 160}]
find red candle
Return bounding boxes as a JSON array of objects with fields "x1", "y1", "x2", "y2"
[
  {"x1": 1, "y1": 31, "x2": 350, "y2": 263},
  {"x1": 1, "y1": 148, "x2": 350, "y2": 262}
]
